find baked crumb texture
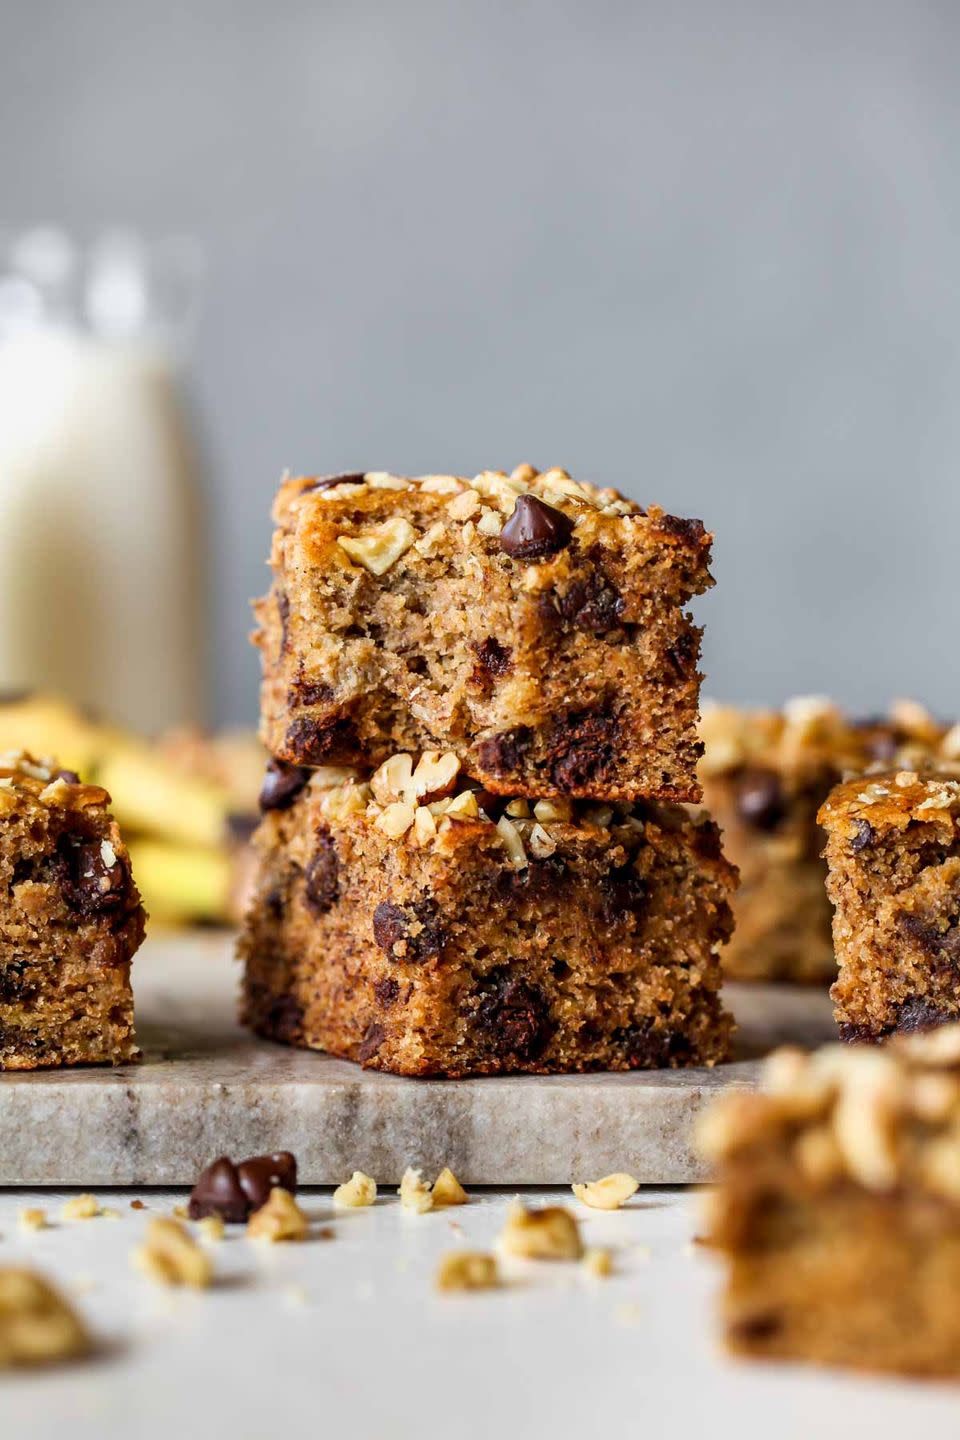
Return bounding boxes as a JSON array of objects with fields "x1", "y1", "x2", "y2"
[
  {"x1": 699, "y1": 1029, "x2": 960, "y2": 1377},
  {"x1": 0, "y1": 752, "x2": 144, "y2": 1070},
  {"x1": 699, "y1": 697, "x2": 960, "y2": 984},
  {"x1": 239, "y1": 758, "x2": 735, "y2": 1077},
  {"x1": 820, "y1": 770, "x2": 960, "y2": 1041},
  {"x1": 254, "y1": 467, "x2": 713, "y2": 804}
]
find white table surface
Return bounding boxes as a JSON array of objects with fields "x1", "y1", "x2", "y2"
[{"x1": 1, "y1": 1185, "x2": 957, "y2": 1437}]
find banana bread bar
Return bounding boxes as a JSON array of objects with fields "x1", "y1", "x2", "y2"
[
  {"x1": 239, "y1": 752, "x2": 736, "y2": 1076},
  {"x1": 698, "y1": 697, "x2": 960, "y2": 984},
  {"x1": 699, "y1": 1030, "x2": 960, "y2": 1376},
  {"x1": 0, "y1": 752, "x2": 143, "y2": 1069},
  {"x1": 821, "y1": 769, "x2": 960, "y2": 1041},
  {"x1": 254, "y1": 466, "x2": 713, "y2": 803}
]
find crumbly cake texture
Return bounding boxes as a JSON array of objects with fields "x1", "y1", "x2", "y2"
[
  {"x1": 698, "y1": 697, "x2": 960, "y2": 984},
  {"x1": 0, "y1": 752, "x2": 143, "y2": 1070},
  {"x1": 239, "y1": 753, "x2": 736, "y2": 1076},
  {"x1": 699, "y1": 1029, "x2": 960, "y2": 1377},
  {"x1": 254, "y1": 466, "x2": 713, "y2": 803},
  {"x1": 820, "y1": 769, "x2": 960, "y2": 1042}
]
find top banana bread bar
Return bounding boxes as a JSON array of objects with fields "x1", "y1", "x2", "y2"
[{"x1": 254, "y1": 465, "x2": 713, "y2": 802}]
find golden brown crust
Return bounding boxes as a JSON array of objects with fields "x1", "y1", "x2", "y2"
[{"x1": 254, "y1": 466, "x2": 713, "y2": 803}]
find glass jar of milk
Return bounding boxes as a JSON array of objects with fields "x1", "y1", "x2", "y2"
[{"x1": 0, "y1": 230, "x2": 206, "y2": 733}]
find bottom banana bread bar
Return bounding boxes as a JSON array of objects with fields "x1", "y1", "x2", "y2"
[
  {"x1": 240, "y1": 752, "x2": 736, "y2": 1076},
  {"x1": 0, "y1": 752, "x2": 144, "y2": 1069},
  {"x1": 699, "y1": 1029, "x2": 960, "y2": 1377}
]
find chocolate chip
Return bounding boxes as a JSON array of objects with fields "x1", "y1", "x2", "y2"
[
  {"x1": 259, "y1": 758, "x2": 311, "y2": 813},
  {"x1": 665, "y1": 630, "x2": 699, "y2": 680},
  {"x1": 237, "y1": 1151, "x2": 298, "y2": 1210},
  {"x1": 617, "y1": 1018, "x2": 692, "y2": 1069},
  {"x1": 897, "y1": 912, "x2": 960, "y2": 961},
  {"x1": 188, "y1": 1157, "x2": 251, "y2": 1223},
  {"x1": 599, "y1": 861, "x2": 648, "y2": 924},
  {"x1": 837, "y1": 1021, "x2": 882, "y2": 1044},
  {"x1": 372, "y1": 899, "x2": 444, "y2": 962},
  {"x1": 475, "y1": 727, "x2": 531, "y2": 779},
  {"x1": 226, "y1": 812, "x2": 258, "y2": 843},
  {"x1": 374, "y1": 977, "x2": 400, "y2": 1008},
  {"x1": 305, "y1": 830, "x2": 339, "y2": 913},
  {"x1": 284, "y1": 715, "x2": 358, "y2": 765},
  {"x1": 650, "y1": 513, "x2": 708, "y2": 548},
  {"x1": 53, "y1": 768, "x2": 81, "y2": 785},
  {"x1": 0, "y1": 962, "x2": 38, "y2": 1004},
  {"x1": 734, "y1": 768, "x2": 786, "y2": 832},
  {"x1": 849, "y1": 819, "x2": 875, "y2": 853},
  {"x1": 471, "y1": 637, "x2": 513, "y2": 683},
  {"x1": 257, "y1": 993, "x2": 304, "y2": 1045},
  {"x1": 547, "y1": 711, "x2": 618, "y2": 791},
  {"x1": 730, "y1": 1312, "x2": 781, "y2": 1343},
  {"x1": 499, "y1": 495, "x2": 574, "y2": 561},
  {"x1": 895, "y1": 996, "x2": 955, "y2": 1034},
  {"x1": 276, "y1": 589, "x2": 291, "y2": 649},
  {"x1": 57, "y1": 834, "x2": 130, "y2": 916},
  {"x1": 474, "y1": 970, "x2": 552, "y2": 1063},
  {"x1": 357, "y1": 1023, "x2": 387, "y2": 1065},
  {"x1": 303, "y1": 472, "x2": 367, "y2": 492},
  {"x1": 549, "y1": 569, "x2": 625, "y2": 633}
]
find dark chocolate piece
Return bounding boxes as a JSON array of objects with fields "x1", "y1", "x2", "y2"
[
  {"x1": 259, "y1": 758, "x2": 311, "y2": 813},
  {"x1": 499, "y1": 495, "x2": 574, "y2": 561}
]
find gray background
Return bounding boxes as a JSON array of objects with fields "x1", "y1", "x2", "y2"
[{"x1": 3, "y1": 0, "x2": 958, "y2": 726}]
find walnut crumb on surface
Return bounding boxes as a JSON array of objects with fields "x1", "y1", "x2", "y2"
[
  {"x1": 571, "y1": 1173, "x2": 639, "y2": 1211},
  {"x1": 398, "y1": 1167, "x2": 434, "y2": 1214},
  {"x1": 432, "y1": 1167, "x2": 468, "y2": 1206},
  {"x1": 0, "y1": 1268, "x2": 91, "y2": 1368},
  {"x1": 583, "y1": 1247, "x2": 614, "y2": 1278},
  {"x1": 246, "y1": 1188, "x2": 308, "y2": 1242},
  {"x1": 197, "y1": 1216, "x2": 225, "y2": 1243},
  {"x1": 18, "y1": 1208, "x2": 48, "y2": 1232},
  {"x1": 497, "y1": 1202, "x2": 583, "y2": 1261},
  {"x1": 435, "y1": 1251, "x2": 499, "y2": 1293},
  {"x1": 61, "y1": 1194, "x2": 101, "y2": 1221},
  {"x1": 132, "y1": 1218, "x2": 213, "y2": 1289},
  {"x1": 332, "y1": 1171, "x2": 378, "y2": 1208}
]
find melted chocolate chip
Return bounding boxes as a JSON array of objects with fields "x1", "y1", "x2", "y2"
[
  {"x1": 257, "y1": 993, "x2": 304, "y2": 1045},
  {"x1": 499, "y1": 495, "x2": 574, "y2": 561},
  {"x1": 599, "y1": 861, "x2": 648, "y2": 925},
  {"x1": 734, "y1": 768, "x2": 786, "y2": 832},
  {"x1": 0, "y1": 962, "x2": 38, "y2": 1004},
  {"x1": 651, "y1": 513, "x2": 708, "y2": 547},
  {"x1": 372, "y1": 899, "x2": 444, "y2": 962},
  {"x1": 472, "y1": 637, "x2": 513, "y2": 682},
  {"x1": 374, "y1": 977, "x2": 400, "y2": 1008},
  {"x1": 849, "y1": 819, "x2": 875, "y2": 853},
  {"x1": 57, "y1": 834, "x2": 129, "y2": 916},
  {"x1": 898, "y1": 912, "x2": 960, "y2": 962},
  {"x1": 474, "y1": 970, "x2": 552, "y2": 1063},
  {"x1": 188, "y1": 1157, "x2": 251, "y2": 1223},
  {"x1": 475, "y1": 727, "x2": 532, "y2": 779},
  {"x1": 54, "y1": 768, "x2": 81, "y2": 785},
  {"x1": 548, "y1": 570, "x2": 625, "y2": 633},
  {"x1": 665, "y1": 630, "x2": 699, "y2": 679},
  {"x1": 259, "y1": 758, "x2": 311, "y2": 813},
  {"x1": 284, "y1": 715, "x2": 358, "y2": 765},
  {"x1": 895, "y1": 996, "x2": 954, "y2": 1034},
  {"x1": 547, "y1": 710, "x2": 618, "y2": 791},
  {"x1": 730, "y1": 1312, "x2": 782, "y2": 1343},
  {"x1": 617, "y1": 1018, "x2": 692, "y2": 1069},
  {"x1": 237, "y1": 1152, "x2": 298, "y2": 1210},
  {"x1": 305, "y1": 830, "x2": 339, "y2": 913},
  {"x1": 357, "y1": 1023, "x2": 387, "y2": 1065}
]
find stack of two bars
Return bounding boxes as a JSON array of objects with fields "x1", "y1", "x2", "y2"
[{"x1": 240, "y1": 466, "x2": 737, "y2": 1076}]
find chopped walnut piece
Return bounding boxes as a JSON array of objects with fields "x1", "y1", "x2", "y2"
[
  {"x1": 497, "y1": 1202, "x2": 583, "y2": 1261},
  {"x1": 337, "y1": 518, "x2": 416, "y2": 576},
  {"x1": 435, "y1": 1252, "x2": 499, "y2": 1292},
  {"x1": 413, "y1": 806, "x2": 438, "y2": 844},
  {"x1": 495, "y1": 816, "x2": 527, "y2": 870},
  {"x1": 582, "y1": 1247, "x2": 613, "y2": 1278},
  {"x1": 571, "y1": 1173, "x2": 639, "y2": 1211},
  {"x1": 0, "y1": 1269, "x2": 91, "y2": 1368},
  {"x1": 132, "y1": 1218, "x2": 213, "y2": 1289},
  {"x1": 533, "y1": 797, "x2": 573, "y2": 824},
  {"x1": 398, "y1": 1167, "x2": 434, "y2": 1214},
  {"x1": 332, "y1": 1171, "x2": 378, "y2": 1208},
  {"x1": 446, "y1": 489, "x2": 482, "y2": 522},
  {"x1": 197, "y1": 1216, "x2": 225, "y2": 1243},
  {"x1": 246, "y1": 1188, "x2": 308, "y2": 1242},
  {"x1": 18, "y1": 1208, "x2": 47, "y2": 1232},
  {"x1": 410, "y1": 752, "x2": 460, "y2": 804},
  {"x1": 371, "y1": 753, "x2": 414, "y2": 804},
  {"x1": 61, "y1": 1194, "x2": 101, "y2": 1221},
  {"x1": 375, "y1": 801, "x2": 416, "y2": 839},
  {"x1": 432, "y1": 1168, "x2": 468, "y2": 1206},
  {"x1": 441, "y1": 790, "x2": 479, "y2": 821}
]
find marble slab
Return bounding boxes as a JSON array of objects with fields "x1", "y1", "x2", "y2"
[{"x1": 0, "y1": 932, "x2": 835, "y2": 1186}]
